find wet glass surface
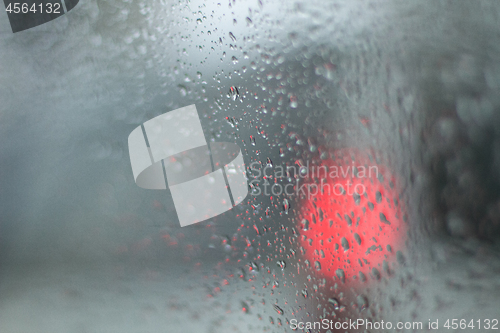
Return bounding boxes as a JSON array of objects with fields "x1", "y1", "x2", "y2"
[{"x1": 1, "y1": 0, "x2": 500, "y2": 332}]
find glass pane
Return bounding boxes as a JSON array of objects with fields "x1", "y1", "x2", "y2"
[{"x1": 1, "y1": 0, "x2": 500, "y2": 332}]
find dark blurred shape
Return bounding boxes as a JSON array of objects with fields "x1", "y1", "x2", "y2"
[{"x1": 3, "y1": 0, "x2": 79, "y2": 33}]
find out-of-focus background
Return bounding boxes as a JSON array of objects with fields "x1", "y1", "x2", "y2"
[{"x1": 1, "y1": 0, "x2": 500, "y2": 332}]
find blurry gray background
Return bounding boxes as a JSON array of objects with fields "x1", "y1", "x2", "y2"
[{"x1": 1, "y1": 0, "x2": 500, "y2": 332}]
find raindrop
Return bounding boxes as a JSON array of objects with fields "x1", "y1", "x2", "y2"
[
  {"x1": 249, "y1": 181, "x2": 260, "y2": 195},
  {"x1": 273, "y1": 304, "x2": 284, "y2": 315},
  {"x1": 282, "y1": 199, "x2": 290, "y2": 214},
  {"x1": 250, "y1": 135, "x2": 256, "y2": 146},
  {"x1": 228, "y1": 86, "x2": 239, "y2": 100},
  {"x1": 277, "y1": 260, "x2": 286, "y2": 270},
  {"x1": 354, "y1": 233, "x2": 361, "y2": 245},
  {"x1": 301, "y1": 219, "x2": 309, "y2": 231},
  {"x1": 221, "y1": 235, "x2": 231, "y2": 247},
  {"x1": 177, "y1": 84, "x2": 188, "y2": 96},
  {"x1": 357, "y1": 295, "x2": 369, "y2": 311},
  {"x1": 253, "y1": 224, "x2": 260, "y2": 235},
  {"x1": 238, "y1": 268, "x2": 247, "y2": 281},
  {"x1": 289, "y1": 95, "x2": 298, "y2": 108},
  {"x1": 241, "y1": 301, "x2": 250, "y2": 314},
  {"x1": 335, "y1": 269, "x2": 346, "y2": 284},
  {"x1": 266, "y1": 157, "x2": 273, "y2": 168},
  {"x1": 231, "y1": 56, "x2": 238, "y2": 64},
  {"x1": 226, "y1": 116, "x2": 238, "y2": 128},
  {"x1": 328, "y1": 298, "x2": 340, "y2": 310},
  {"x1": 307, "y1": 138, "x2": 317, "y2": 152},
  {"x1": 379, "y1": 213, "x2": 391, "y2": 225},
  {"x1": 314, "y1": 261, "x2": 321, "y2": 271},
  {"x1": 250, "y1": 261, "x2": 260, "y2": 272},
  {"x1": 353, "y1": 192, "x2": 361, "y2": 205},
  {"x1": 344, "y1": 214, "x2": 352, "y2": 226},
  {"x1": 341, "y1": 237, "x2": 349, "y2": 252},
  {"x1": 229, "y1": 32, "x2": 237, "y2": 41}
]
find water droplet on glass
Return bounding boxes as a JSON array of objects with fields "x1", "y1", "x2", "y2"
[
  {"x1": 282, "y1": 199, "x2": 290, "y2": 214},
  {"x1": 341, "y1": 237, "x2": 349, "y2": 252},
  {"x1": 249, "y1": 261, "x2": 260, "y2": 272},
  {"x1": 250, "y1": 135, "x2": 256, "y2": 146},
  {"x1": 353, "y1": 192, "x2": 361, "y2": 205},
  {"x1": 241, "y1": 301, "x2": 250, "y2": 314},
  {"x1": 328, "y1": 298, "x2": 340, "y2": 310},
  {"x1": 301, "y1": 219, "x2": 309, "y2": 231},
  {"x1": 228, "y1": 86, "x2": 239, "y2": 100},
  {"x1": 226, "y1": 116, "x2": 238, "y2": 128},
  {"x1": 357, "y1": 294, "x2": 369, "y2": 311},
  {"x1": 354, "y1": 233, "x2": 361, "y2": 245},
  {"x1": 277, "y1": 260, "x2": 286, "y2": 270},
  {"x1": 379, "y1": 212, "x2": 391, "y2": 225},
  {"x1": 238, "y1": 268, "x2": 247, "y2": 281},
  {"x1": 177, "y1": 84, "x2": 188, "y2": 96},
  {"x1": 289, "y1": 95, "x2": 298, "y2": 108},
  {"x1": 273, "y1": 304, "x2": 284, "y2": 315},
  {"x1": 336, "y1": 269, "x2": 346, "y2": 284}
]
